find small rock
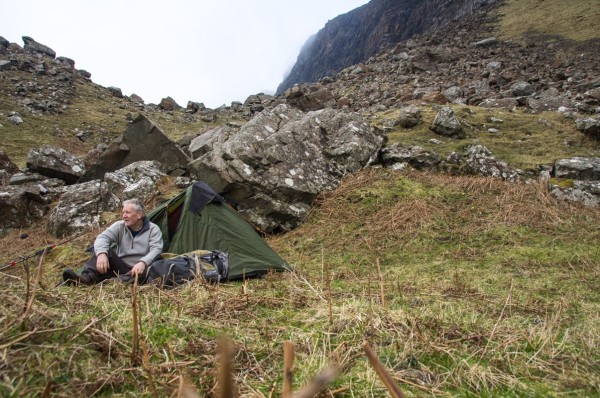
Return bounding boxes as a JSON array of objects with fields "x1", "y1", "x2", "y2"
[{"x1": 8, "y1": 113, "x2": 23, "y2": 125}]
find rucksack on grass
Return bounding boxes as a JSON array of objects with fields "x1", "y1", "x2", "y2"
[{"x1": 146, "y1": 250, "x2": 229, "y2": 288}]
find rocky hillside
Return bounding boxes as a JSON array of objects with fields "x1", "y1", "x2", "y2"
[
  {"x1": 277, "y1": 0, "x2": 498, "y2": 94},
  {"x1": 0, "y1": 0, "x2": 599, "y2": 237},
  {"x1": 315, "y1": 1, "x2": 600, "y2": 113}
]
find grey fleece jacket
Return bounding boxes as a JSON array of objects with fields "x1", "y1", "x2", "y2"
[{"x1": 94, "y1": 217, "x2": 163, "y2": 267}]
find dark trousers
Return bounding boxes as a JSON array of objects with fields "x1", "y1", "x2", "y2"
[{"x1": 82, "y1": 250, "x2": 148, "y2": 284}]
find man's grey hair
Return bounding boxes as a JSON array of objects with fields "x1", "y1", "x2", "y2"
[{"x1": 123, "y1": 198, "x2": 145, "y2": 215}]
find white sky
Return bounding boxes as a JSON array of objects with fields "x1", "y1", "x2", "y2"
[{"x1": 1, "y1": 1, "x2": 369, "y2": 108}]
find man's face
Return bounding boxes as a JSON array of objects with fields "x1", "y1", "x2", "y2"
[{"x1": 122, "y1": 204, "x2": 143, "y2": 229}]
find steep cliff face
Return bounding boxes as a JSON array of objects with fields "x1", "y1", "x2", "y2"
[{"x1": 276, "y1": 0, "x2": 496, "y2": 94}]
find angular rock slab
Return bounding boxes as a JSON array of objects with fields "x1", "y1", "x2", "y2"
[
  {"x1": 48, "y1": 180, "x2": 120, "y2": 237},
  {"x1": 79, "y1": 114, "x2": 190, "y2": 182},
  {"x1": 26, "y1": 145, "x2": 85, "y2": 185},
  {"x1": 188, "y1": 104, "x2": 385, "y2": 232}
]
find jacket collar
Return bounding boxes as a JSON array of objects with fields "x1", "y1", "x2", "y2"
[{"x1": 127, "y1": 216, "x2": 150, "y2": 234}]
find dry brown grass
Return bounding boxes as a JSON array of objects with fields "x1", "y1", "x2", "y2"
[
  {"x1": 272, "y1": 168, "x2": 600, "y2": 396},
  {"x1": 1, "y1": 168, "x2": 599, "y2": 396}
]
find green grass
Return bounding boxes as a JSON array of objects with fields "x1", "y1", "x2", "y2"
[
  {"x1": 498, "y1": 0, "x2": 600, "y2": 42},
  {"x1": 2, "y1": 169, "x2": 598, "y2": 396},
  {"x1": 372, "y1": 105, "x2": 600, "y2": 172}
]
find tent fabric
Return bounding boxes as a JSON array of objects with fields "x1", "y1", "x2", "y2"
[
  {"x1": 190, "y1": 181, "x2": 224, "y2": 213},
  {"x1": 148, "y1": 181, "x2": 290, "y2": 280}
]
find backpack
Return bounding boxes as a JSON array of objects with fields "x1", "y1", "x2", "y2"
[{"x1": 146, "y1": 250, "x2": 229, "y2": 288}]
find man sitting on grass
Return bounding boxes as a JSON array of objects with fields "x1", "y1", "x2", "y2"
[{"x1": 63, "y1": 198, "x2": 163, "y2": 285}]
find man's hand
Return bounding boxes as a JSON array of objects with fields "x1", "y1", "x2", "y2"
[
  {"x1": 96, "y1": 253, "x2": 109, "y2": 274},
  {"x1": 130, "y1": 261, "x2": 146, "y2": 276}
]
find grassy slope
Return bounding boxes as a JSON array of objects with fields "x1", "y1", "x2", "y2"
[
  {"x1": 372, "y1": 105, "x2": 600, "y2": 172},
  {"x1": 0, "y1": 76, "x2": 128, "y2": 167},
  {"x1": 0, "y1": 74, "x2": 238, "y2": 168},
  {"x1": 0, "y1": 169, "x2": 599, "y2": 397},
  {"x1": 498, "y1": 0, "x2": 600, "y2": 42}
]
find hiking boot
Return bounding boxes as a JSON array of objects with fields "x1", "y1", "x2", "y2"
[{"x1": 62, "y1": 269, "x2": 94, "y2": 285}]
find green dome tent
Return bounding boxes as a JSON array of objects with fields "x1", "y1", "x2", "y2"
[{"x1": 147, "y1": 181, "x2": 290, "y2": 280}]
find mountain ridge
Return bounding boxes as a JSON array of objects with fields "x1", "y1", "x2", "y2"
[{"x1": 276, "y1": 0, "x2": 498, "y2": 94}]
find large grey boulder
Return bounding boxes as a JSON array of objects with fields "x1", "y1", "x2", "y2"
[
  {"x1": 465, "y1": 145, "x2": 520, "y2": 182},
  {"x1": 48, "y1": 180, "x2": 120, "y2": 237},
  {"x1": 430, "y1": 106, "x2": 465, "y2": 138},
  {"x1": 510, "y1": 81, "x2": 534, "y2": 97},
  {"x1": 550, "y1": 180, "x2": 600, "y2": 208},
  {"x1": 108, "y1": 87, "x2": 123, "y2": 98},
  {"x1": 9, "y1": 171, "x2": 53, "y2": 186},
  {"x1": 397, "y1": 105, "x2": 421, "y2": 128},
  {"x1": 8, "y1": 112, "x2": 24, "y2": 125},
  {"x1": 159, "y1": 96, "x2": 181, "y2": 111},
  {"x1": 79, "y1": 114, "x2": 190, "y2": 182},
  {"x1": 444, "y1": 86, "x2": 465, "y2": 104},
  {"x1": 527, "y1": 94, "x2": 574, "y2": 113},
  {"x1": 119, "y1": 177, "x2": 158, "y2": 202},
  {"x1": 575, "y1": 118, "x2": 600, "y2": 140},
  {"x1": 186, "y1": 101, "x2": 205, "y2": 113},
  {"x1": 0, "y1": 178, "x2": 64, "y2": 229},
  {"x1": 479, "y1": 97, "x2": 519, "y2": 110},
  {"x1": 550, "y1": 158, "x2": 600, "y2": 207},
  {"x1": 187, "y1": 104, "x2": 385, "y2": 232},
  {"x1": 55, "y1": 56, "x2": 75, "y2": 71},
  {"x1": 0, "y1": 150, "x2": 20, "y2": 178},
  {"x1": 284, "y1": 83, "x2": 336, "y2": 112},
  {"x1": 188, "y1": 126, "x2": 236, "y2": 159},
  {"x1": 22, "y1": 36, "x2": 56, "y2": 58},
  {"x1": 380, "y1": 144, "x2": 441, "y2": 171},
  {"x1": 0, "y1": 60, "x2": 12, "y2": 71},
  {"x1": 0, "y1": 186, "x2": 46, "y2": 229},
  {"x1": 104, "y1": 160, "x2": 166, "y2": 201},
  {"x1": 583, "y1": 88, "x2": 600, "y2": 103},
  {"x1": 447, "y1": 145, "x2": 520, "y2": 182},
  {"x1": 555, "y1": 157, "x2": 600, "y2": 181},
  {"x1": 26, "y1": 145, "x2": 85, "y2": 184}
]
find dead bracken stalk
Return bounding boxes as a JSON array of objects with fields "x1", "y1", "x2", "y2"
[
  {"x1": 179, "y1": 379, "x2": 201, "y2": 398},
  {"x1": 291, "y1": 366, "x2": 339, "y2": 398},
  {"x1": 282, "y1": 341, "x2": 295, "y2": 398},
  {"x1": 0, "y1": 329, "x2": 38, "y2": 350},
  {"x1": 141, "y1": 339, "x2": 159, "y2": 398},
  {"x1": 363, "y1": 342, "x2": 405, "y2": 398},
  {"x1": 131, "y1": 276, "x2": 140, "y2": 366},
  {"x1": 0, "y1": 325, "x2": 77, "y2": 351},
  {"x1": 326, "y1": 260, "x2": 333, "y2": 326},
  {"x1": 216, "y1": 337, "x2": 239, "y2": 398},
  {"x1": 41, "y1": 379, "x2": 52, "y2": 398},
  {"x1": 69, "y1": 310, "x2": 115, "y2": 342},
  {"x1": 20, "y1": 250, "x2": 47, "y2": 324},
  {"x1": 23, "y1": 262, "x2": 30, "y2": 313},
  {"x1": 392, "y1": 374, "x2": 446, "y2": 396},
  {"x1": 376, "y1": 258, "x2": 385, "y2": 309}
]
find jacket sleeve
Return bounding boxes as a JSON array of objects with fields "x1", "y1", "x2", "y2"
[
  {"x1": 139, "y1": 223, "x2": 163, "y2": 266},
  {"x1": 94, "y1": 221, "x2": 123, "y2": 256}
]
